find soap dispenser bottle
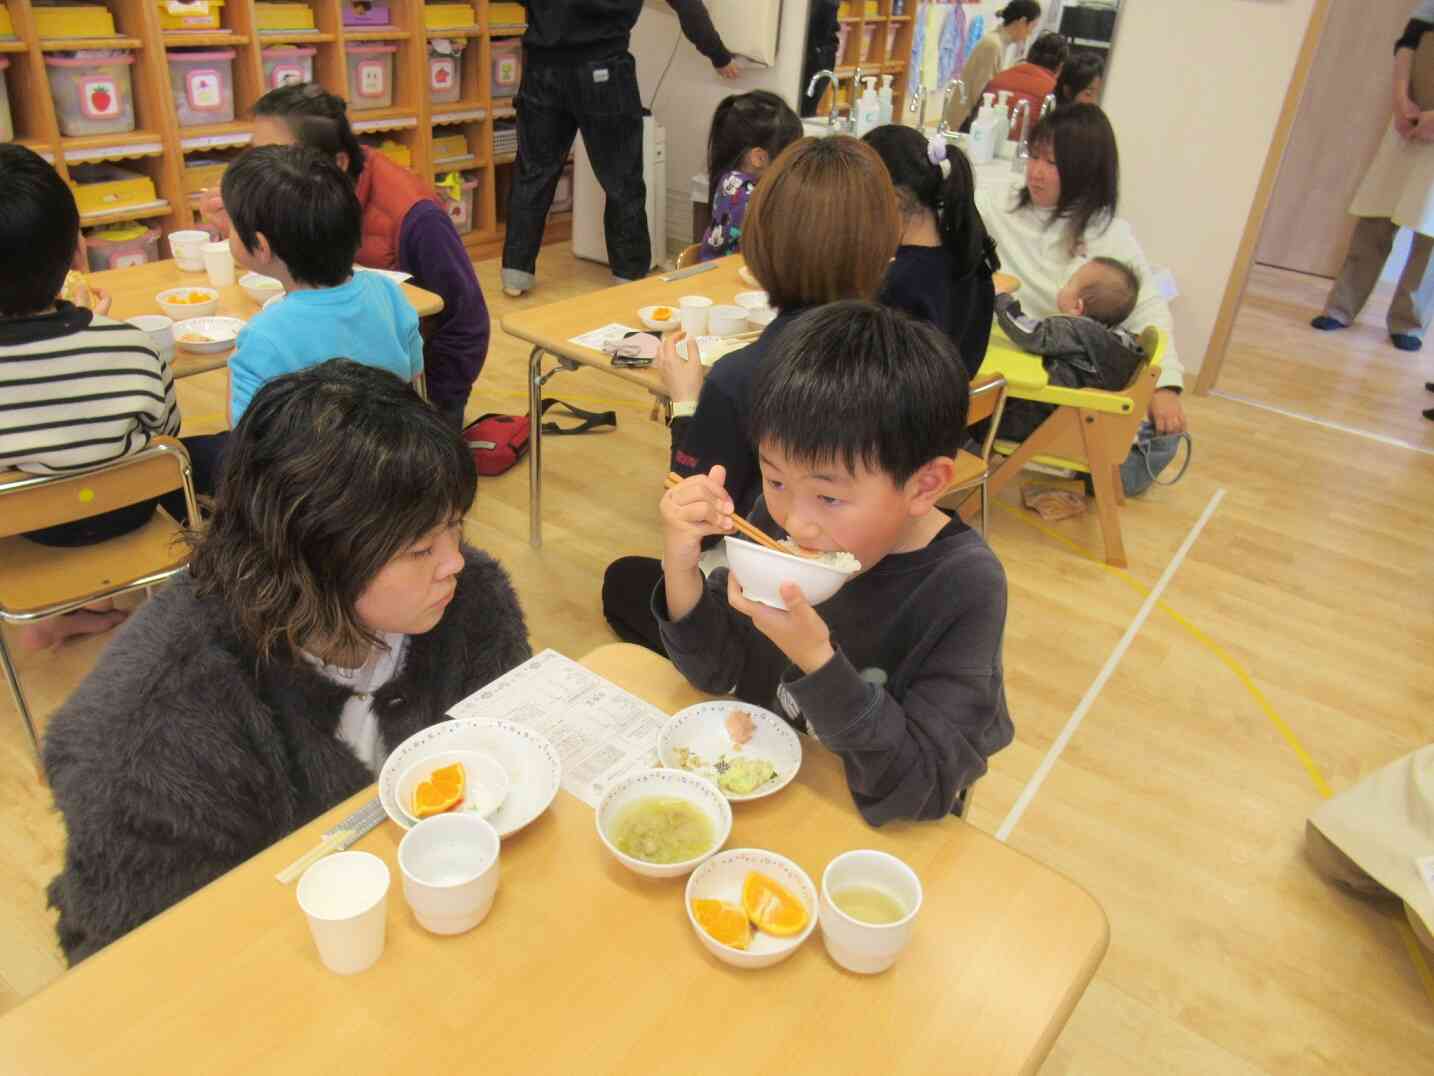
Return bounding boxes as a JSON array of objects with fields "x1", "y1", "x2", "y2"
[
  {"x1": 878, "y1": 74, "x2": 894, "y2": 126},
  {"x1": 969, "y1": 93, "x2": 998, "y2": 165},
  {"x1": 993, "y1": 90, "x2": 1012, "y2": 145},
  {"x1": 855, "y1": 76, "x2": 881, "y2": 137}
]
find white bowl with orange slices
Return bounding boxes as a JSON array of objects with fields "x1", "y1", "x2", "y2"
[
  {"x1": 685, "y1": 849, "x2": 817, "y2": 969},
  {"x1": 395, "y1": 749, "x2": 510, "y2": 826}
]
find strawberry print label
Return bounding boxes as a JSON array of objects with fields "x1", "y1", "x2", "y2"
[
  {"x1": 430, "y1": 57, "x2": 456, "y2": 92},
  {"x1": 186, "y1": 69, "x2": 224, "y2": 111},
  {"x1": 357, "y1": 59, "x2": 386, "y2": 98},
  {"x1": 113, "y1": 252, "x2": 148, "y2": 269},
  {"x1": 79, "y1": 77, "x2": 120, "y2": 119},
  {"x1": 271, "y1": 63, "x2": 305, "y2": 88}
]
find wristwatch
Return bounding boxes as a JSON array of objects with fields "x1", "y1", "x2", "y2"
[{"x1": 669, "y1": 400, "x2": 697, "y2": 420}]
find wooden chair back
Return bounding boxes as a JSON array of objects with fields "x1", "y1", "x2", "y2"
[
  {"x1": 0, "y1": 438, "x2": 195, "y2": 539},
  {"x1": 675, "y1": 243, "x2": 702, "y2": 269}
]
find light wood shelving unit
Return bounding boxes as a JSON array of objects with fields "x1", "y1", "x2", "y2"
[
  {"x1": 816, "y1": 0, "x2": 916, "y2": 119},
  {"x1": 0, "y1": 0, "x2": 561, "y2": 262}
]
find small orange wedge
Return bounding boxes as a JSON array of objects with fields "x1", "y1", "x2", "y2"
[
  {"x1": 692, "y1": 899, "x2": 753, "y2": 950},
  {"x1": 413, "y1": 762, "x2": 465, "y2": 819},
  {"x1": 741, "y1": 871, "x2": 808, "y2": 936}
]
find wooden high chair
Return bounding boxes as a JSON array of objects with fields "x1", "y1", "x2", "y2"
[
  {"x1": 0, "y1": 438, "x2": 199, "y2": 768},
  {"x1": 976, "y1": 327, "x2": 1164, "y2": 568}
]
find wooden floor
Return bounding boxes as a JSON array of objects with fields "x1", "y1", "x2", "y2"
[{"x1": 2, "y1": 254, "x2": 1432, "y2": 1072}]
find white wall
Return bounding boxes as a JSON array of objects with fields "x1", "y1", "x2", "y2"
[
  {"x1": 1101, "y1": 0, "x2": 1319, "y2": 376},
  {"x1": 629, "y1": 0, "x2": 813, "y2": 252}
]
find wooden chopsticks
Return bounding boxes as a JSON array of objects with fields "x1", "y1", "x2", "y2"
[{"x1": 665, "y1": 472, "x2": 788, "y2": 555}]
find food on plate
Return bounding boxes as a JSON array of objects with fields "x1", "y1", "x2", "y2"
[
  {"x1": 741, "y1": 871, "x2": 809, "y2": 936},
  {"x1": 413, "y1": 761, "x2": 466, "y2": 819},
  {"x1": 725, "y1": 708, "x2": 755, "y2": 747},
  {"x1": 178, "y1": 332, "x2": 213, "y2": 344},
  {"x1": 60, "y1": 270, "x2": 93, "y2": 309},
  {"x1": 166, "y1": 290, "x2": 216, "y2": 304},
  {"x1": 650, "y1": 305, "x2": 674, "y2": 321},
  {"x1": 673, "y1": 746, "x2": 777, "y2": 796},
  {"x1": 776, "y1": 538, "x2": 860, "y2": 572},
  {"x1": 831, "y1": 885, "x2": 906, "y2": 925},
  {"x1": 691, "y1": 898, "x2": 752, "y2": 950},
  {"x1": 610, "y1": 795, "x2": 714, "y2": 864}
]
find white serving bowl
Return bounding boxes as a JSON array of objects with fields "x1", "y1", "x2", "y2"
[
  {"x1": 595, "y1": 768, "x2": 732, "y2": 879},
  {"x1": 239, "y1": 272, "x2": 284, "y2": 306},
  {"x1": 126, "y1": 314, "x2": 174, "y2": 360},
  {"x1": 723, "y1": 535, "x2": 859, "y2": 610},
  {"x1": 737, "y1": 264, "x2": 760, "y2": 288},
  {"x1": 685, "y1": 849, "x2": 818, "y2": 969},
  {"x1": 746, "y1": 307, "x2": 777, "y2": 330},
  {"x1": 173, "y1": 316, "x2": 245, "y2": 353},
  {"x1": 708, "y1": 304, "x2": 748, "y2": 337},
  {"x1": 733, "y1": 290, "x2": 768, "y2": 310},
  {"x1": 156, "y1": 286, "x2": 219, "y2": 320},
  {"x1": 637, "y1": 304, "x2": 681, "y2": 332},
  {"x1": 168, "y1": 229, "x2": 210, "y2": 271},
  {"x1": 395, "y1": 748, "x2": 511, "y2": 825}
]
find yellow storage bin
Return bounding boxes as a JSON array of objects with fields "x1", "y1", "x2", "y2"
[
  {"x1": 69, "y1": 164, "x2": 158, "y2": 217},
  {"x1": 487, "y1": 2, "x2": 524, "y2": 29},
  {"x1": 0, "y1": 5, "x2": 14, "y2": 37},
  {"x1": 156, "y1": 0, "x2": 225, "y2": 31},
  {"x1": 34, "y1": 4, "x2": 117, "y2": 37},
  {"x1": 423, "y1": 4, "x2": 475, "y2": 30},
  {"x1": 181, "y1": 158, "x2": 227, "y2": 195},
  {"x1": 255, "y1": 3, "x2": 315, "y2": 31},
  {"x1": 431, "y1": 132, "x2": 468, "y2": 161},
  {"x1": 374, "y1": 138, "x2": 409, "y2": 167}
]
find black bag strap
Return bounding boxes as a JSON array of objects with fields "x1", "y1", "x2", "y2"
[{"x1": 539, "y1": 397, "x2": 617, "y2": 436}]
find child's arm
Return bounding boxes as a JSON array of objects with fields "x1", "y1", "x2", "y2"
[
  {"x1": 396, "y1": 203, "x2": 489, "y2": 405},
  {"x1": 226, "y1": 328, "x2": 275, "y2": 427},
  {"x1": 994, "y1": 293, "x2": 1083, "y2": 357}
]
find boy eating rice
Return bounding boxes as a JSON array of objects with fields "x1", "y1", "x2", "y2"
[{"x1": 656, "y1": 301, "x2": 1013, "y2": 824}]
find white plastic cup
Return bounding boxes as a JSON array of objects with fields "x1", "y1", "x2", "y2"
[
  {"x1": 127, "y1": 314, "x2": 174, "y2": 362},
  {"x1": 398, "y1": 813, "x2": 500, "y2": 935},
  {"x1": 202, "y1": 240, "x2": 235, "y2": 286},
  {"x1": 708, "y1": 304, "x2": 748, "y2": 337},
  {"x1": 678, "y1": 295, "x2": 712, "y2": 336},
  {"x1": 818, "y1": 850, "x2": 923, "y2": 974},
  {"x1": 169, "y1": 229, "x2": 209, "y2": 271},
  {"x1": 296, "y1": 851, "x2": 390, "y2": 974}
]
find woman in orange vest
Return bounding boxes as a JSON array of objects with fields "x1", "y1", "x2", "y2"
[
  {"x1": 966, "y1": 32, "x2": 1068, "y2": 143},
  {"x1": 204, "y1": 84, "x2": 490, "y2": 427}
]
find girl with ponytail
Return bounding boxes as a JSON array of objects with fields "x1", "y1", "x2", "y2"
[
  {"x1": 698, "y1": 91, "x2": 802, "y2": 261},
  {"x1": 863, "y1": 125, "x2": 998, "y2": 378}
]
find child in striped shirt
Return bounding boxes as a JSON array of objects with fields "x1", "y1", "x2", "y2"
[{"x1": 0, "y1": 145, "x2": 182, "y2": 647}]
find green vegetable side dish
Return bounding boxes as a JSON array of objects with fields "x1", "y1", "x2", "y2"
[
  {"x1": 611, "y1": 796, "x2": 715, "y2": 864},
  {"x1": 673, "y1": 746, "x2": 778, "y2": 796}
]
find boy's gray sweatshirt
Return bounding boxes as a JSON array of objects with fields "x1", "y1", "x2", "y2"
[{"x1": 655, "y1": 511, "x2": 1013, "y2": 826}]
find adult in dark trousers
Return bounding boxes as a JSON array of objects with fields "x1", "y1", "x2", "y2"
[
  {"x1": 800, "y1": 1, "x2": 841, "y2": 118},
  {"x1": 501, "y1": 1, "x2": 738, "y2": 298}
]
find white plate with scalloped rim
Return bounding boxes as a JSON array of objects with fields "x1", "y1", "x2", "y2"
[
  {"x1": 379, "y1": 719, "x2": 561, "y2": 836},
  {"x1": 658, "y1": 701, "x2": 802, "y2": 802}
]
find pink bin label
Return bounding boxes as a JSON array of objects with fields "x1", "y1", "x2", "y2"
[
  {"x1": 271, "y1": 63, "x2": 306, "y2": 88},
  {"x1": 187, "y1": 69, "x2": 224, "y2": 111},
  {"x1": 113, "y1": 251, "x2": 148, "y2": 269},
  {"x1": 79, "y1": 77, "x2": 121, "y2": 119},
  {"x1": 496, "y1": 57, "x2": 518, "y2": 84},
  {"x1": 357, "y1": 60, "x2": 386, "y2": 98},
  {"x1": 430, "y1": 57, "x2": 456, "y2": 92}
]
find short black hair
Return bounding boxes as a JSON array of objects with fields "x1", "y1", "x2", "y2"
[
  {"x1": 1055, "y1": 51, "x2": 1104, "y2": 104},
  {"x1": 221, "y1": 144, "x2": 361, "y2": 287},
  {"x1": 750, "y1": 302, "x2": 971, "y2": 485},
  {"x1": 253, "y1": 82, "x2": 366, "y2": 182},
  {"x1": 1027, "y1": 32, "x2": 1070, "y2": 72},
  {"x1": 0, "y1": 144, "x2": 80, "y2": 317},
  {"x1": 1081, "y1": 256, "x2": 1140, "y2": 326}
]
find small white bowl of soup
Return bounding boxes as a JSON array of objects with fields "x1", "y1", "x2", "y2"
[
  {"x1": 724, "y1": 536, "x2": 860, "y2": 610},
  {"x1": 595, "y1": 769, "x2": 732, "y2": 879},
  {"x1": 239, "y1": 272, "x2": 284, "y2": 307}
]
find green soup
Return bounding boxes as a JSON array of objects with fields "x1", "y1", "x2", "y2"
[{"x1": 611, "y1": 796, "x2": 714, "y2": 864}]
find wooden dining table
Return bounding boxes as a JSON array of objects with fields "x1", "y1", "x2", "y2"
[
  {"x1": 91, "y1": 259, "x2": 445, "y2": 381},
  {"x1": 0, "y1": 643, "x2": 1107, "y2": 1076}
]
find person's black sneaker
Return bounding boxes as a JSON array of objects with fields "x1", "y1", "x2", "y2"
[
  {"x1": 1391, "y1": 333, "x2": 1423, "y2": 351},
  {"x1": 1310, "y1": 315, "x2": 1347, "y2": 331}
]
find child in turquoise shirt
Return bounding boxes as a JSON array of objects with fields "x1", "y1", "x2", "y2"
[{"x1": 222, "y1": 145, "x2": 423, "y2": 423}]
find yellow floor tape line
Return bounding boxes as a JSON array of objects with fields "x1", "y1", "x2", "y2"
[{"x1": 994, "y1": 500, "x2": 1434, "y2": 1005}]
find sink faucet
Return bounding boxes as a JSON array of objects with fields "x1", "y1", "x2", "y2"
[
  {"x1": 805, "y1": 68, "x2": 840, "y2": 129},
  {"x1": 1010, "y1": 100, "x2": 1032, "y2": 173},
  {"x1": 937, "y1": 79, "x2": 967, "y2": 137},
  {"x1": 908, "y1": 83, "x2": 928, "y2": 130},
  {"x1": 1040, "y1": 93, "x2": 1056, "y2": 121}
]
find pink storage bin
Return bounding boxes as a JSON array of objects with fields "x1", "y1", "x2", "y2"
[
  {"x1": 861, "y1": 24, "x2": 879, "y2": 62},
  {"x1": 45, "y1": 51, "x2": 137, "y2": 137},
  {"x1": 490, "y1": 39, "x2": 520, "y2": 98},
  {"x1": 261, "y1": 45, "x2": 315, "y2": 90},
  {"x1": 84, "y1": 223, "x2": 162, "y2": 271},
  {"x1": 342, "y1": 0, "x2": 390, "y2": 26},
  {"x1": 438, "y1": 171, "x2": 478, "y2": 234},
  {"x1": 345, "y1": 43, "x2": 396, "y2": 110},
  {"x1": 0, "y1": 58, "x2": 12, "y2": 143},
  {"x1": 428, "y1": 38, "x2": 464, "y2": 104},
  {"x1": 168, "y1": 49, "x2": 236, "y2": 127}
]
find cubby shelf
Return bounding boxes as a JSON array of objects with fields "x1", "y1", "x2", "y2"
[
  {"x1": 163, "y1": 32, "x2": 250, "y2": 46},
  {"x1": 39, "y1": 36, "x2": 143, "y2": 50}
]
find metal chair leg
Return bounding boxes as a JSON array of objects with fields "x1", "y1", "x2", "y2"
[
  {"x1": 0, "y1": 629, "x2": 42, "y2": 767},
  {"x1": 978, "y1": 481, "x2": 988, "y2": 539}
]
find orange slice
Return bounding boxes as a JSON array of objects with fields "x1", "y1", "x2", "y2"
[
  {"x1": 692, "y1": 898, "x2": 752, "y2": 950},
  {"x1": 741, "y1": 871, "x2": 808, "y2": 936},
  {"x1": 413, "y1": 762, "x2": 465, "y2": 819}
]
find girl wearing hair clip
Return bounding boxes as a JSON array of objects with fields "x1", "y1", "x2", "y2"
[{"x1": 863, "y1": 125, "x2": 999, "y2": 378}]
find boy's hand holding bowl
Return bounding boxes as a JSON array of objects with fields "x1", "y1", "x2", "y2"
[{"x1": 728, "y1": 574, "x2": 835, "y2": 676}]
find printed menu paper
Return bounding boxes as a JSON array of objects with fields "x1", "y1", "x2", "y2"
[
  {"x1": 569, "y1": 322, "x2": 640, "y2": 352},
  {"x1": 446, "y1": 649, "x2": 667, "y2": 808}
]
